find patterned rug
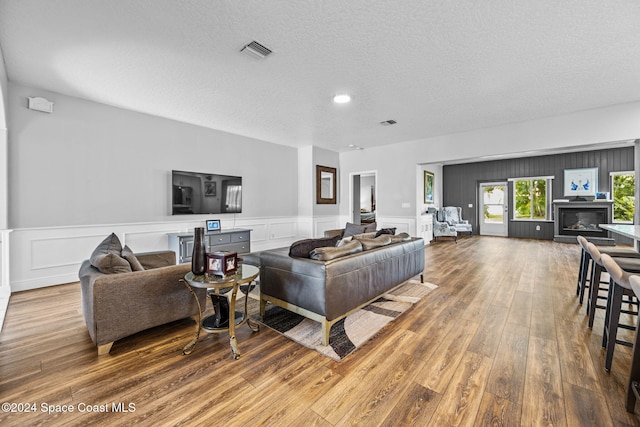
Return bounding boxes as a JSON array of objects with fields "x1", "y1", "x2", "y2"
[{"x1": 252, "y1": 277, "x2": 437, "y2": 362}]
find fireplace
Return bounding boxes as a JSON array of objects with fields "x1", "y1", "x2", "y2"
[
  {"x1": 558, "y1": 208, "x2": 608, "y2": 238},
  {"x1": 553, "y1": 201, "x2": 614, "y2": 244}
]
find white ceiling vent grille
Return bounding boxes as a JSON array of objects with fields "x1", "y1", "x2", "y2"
[
  {"x1": 241, "y1": 41, "x2": 273, "y2": 59},
  {"x1": 380, "y1": 120, "x2": 397, "y2": 126}
]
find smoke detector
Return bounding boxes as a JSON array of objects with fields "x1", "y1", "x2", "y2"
[{"x1": 241, "y1": 41, "x2": 273, "y2": 59}]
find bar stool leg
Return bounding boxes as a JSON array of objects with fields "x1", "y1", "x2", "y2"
[
  {"x1": 605, "y1": 281, "x2": 624, "y2": 372},
  {"x1": 579, "y1": 251, "x2": 591, "y2": 304},
  {"x1": 626, "y1": 317, "x2": 640, "y2": 412},
  {"x1": 588, "y1": 263, "x2": 603, "y2": 328}
]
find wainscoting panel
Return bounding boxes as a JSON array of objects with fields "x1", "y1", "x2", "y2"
[
  {"x1": 375, "y1": 217, "x2": 417, "y2": 236},
  {"x1": 10, "y1": 216, "x2": 300, "y2": 292},
  {"x1": 315, "y1": 217, "x2": 341, "y2": 237}
]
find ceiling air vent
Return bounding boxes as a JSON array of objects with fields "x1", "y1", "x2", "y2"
[
  {"x1": 241, "y1": 41, "x2": 273, "y2": 59},
  {"x1": 380, "y1": 120, "x2": 397, "y2": 126}
]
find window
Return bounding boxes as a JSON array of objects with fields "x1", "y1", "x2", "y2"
[
  {"x1": 611, "y1": 171, "x2": 634, "y2": 223},
  {"x1": 510, "y1": 176, "x2": 553, "y2": 220}
]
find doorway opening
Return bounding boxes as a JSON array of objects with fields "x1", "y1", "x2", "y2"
[
  {"x1": 479, "y1": 182, "x2": 509, "y2": 236},
  {"x1": 350, "y1": 172, "x2": 377, "y2": 224}
]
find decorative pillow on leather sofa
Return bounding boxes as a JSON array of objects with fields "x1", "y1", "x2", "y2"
[
  {"x1": 289, "y1": 235, "x2": 341, "y2": 258},
  {"x1": 355, "y1": 235, "x2": 392, "y2": 251},
  {"x1": 309, "y1": 240, "x2": 363, "y2": 261},
  {"x1": 121, "y1": 245, "x2": 145, "y2": 271},
  {"x1": 375, "y1": 227, "x2": 397, "y2": 237},
  {"x1": 90, "y1": 233, "x2": 132, "y2": 274},
  {"x1": 389, "y1": 232, "x2": 412, "y2": 243},
  {"x1": 343, "y1": 222, "x2": 378, "y2": 238}
]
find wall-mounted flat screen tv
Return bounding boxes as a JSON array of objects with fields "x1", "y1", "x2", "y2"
[{"x1": 172, "y1": 170, "x2": 242, "y2": 215}]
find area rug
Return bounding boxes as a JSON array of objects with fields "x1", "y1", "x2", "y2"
[{"x1": 254, "y1": 277, "x2": 437, "y2": 361}]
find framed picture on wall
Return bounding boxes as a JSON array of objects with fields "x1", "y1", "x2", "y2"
[
  {"x1": 563, "y1": 167, "x2": 597, "y2": 198},
  {"x1": 424, "y1": 171, "x2": 434, "y2": 203}
]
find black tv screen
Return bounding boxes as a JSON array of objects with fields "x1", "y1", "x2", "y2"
[{"x1": 172, "y1": 170, "x2": 242, "y2": 215}]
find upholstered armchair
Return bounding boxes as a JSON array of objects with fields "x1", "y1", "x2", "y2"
[
  {"x1": 439, "y1": 206, "x2": 472, "y2": 234},
  {"x1": 429, "y1": 208, "x2": 457, "y2": 242}
]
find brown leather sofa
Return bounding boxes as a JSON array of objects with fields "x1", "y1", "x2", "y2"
[
  {"x1": 79, "y1": 250, "x2": 207, "y2": 355},
  {"x1": 259, "y1": 233, "x2": 425, "y2": 345}
]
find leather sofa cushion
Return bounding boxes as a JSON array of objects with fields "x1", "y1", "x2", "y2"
[
  {"x1": 355, "y1": 235, "x2": 392, "y2": 250},
  {"x1": 90, "y1": 233, "x2": 132, "y2": 274},
  {"x1": 310, "y1": 240, "x2": 363, "y2": 261},
  {"x1": 289, "y1": 235, "x2": 341, "y2": 258}
]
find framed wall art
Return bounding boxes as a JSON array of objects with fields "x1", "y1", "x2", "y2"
[{"x1": 424, "y1": 171, "x2": 434, "y2": 203}]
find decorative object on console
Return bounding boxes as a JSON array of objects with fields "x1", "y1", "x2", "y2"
[
  {"x1": 595, "y1": 192, "x2": 610, "y2": 200},
  {"x1": 424, "y1": 170, "x2": 434, "y2": 203},
  {"x1": 191, "y1": 227, "x2": 206, "y2": 275},
  {"x1": 316, "y1": 165, "x2": 337, "y2": 204},
  {"x1": 564, "y1": 167, "x2": 598, "y2": 201},
  {"x1": 206, "y1": 219, "x2": 221, "y2": 232},
  {"x1": 206, "y1": 251, "x2": 238, "y2": 277}
]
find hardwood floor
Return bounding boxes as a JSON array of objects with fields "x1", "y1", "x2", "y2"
[{"x1": 1, "y1": 236, "x2": 639, "y2": 426}]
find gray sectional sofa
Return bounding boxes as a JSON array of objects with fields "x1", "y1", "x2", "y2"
[{"x1": 259, "y1": 229, "x2": 425, "y2": 345}]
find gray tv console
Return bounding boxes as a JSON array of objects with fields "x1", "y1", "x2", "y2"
[{"x1": 167, "y1": 228, "x2": 251, "y2": 264}]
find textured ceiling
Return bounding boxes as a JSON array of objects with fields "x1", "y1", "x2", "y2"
[{"x1": 1, "y1": 0, "x2": 640, "y2": 152}]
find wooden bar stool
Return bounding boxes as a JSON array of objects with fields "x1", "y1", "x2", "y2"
[
  {"x1": 584, "y1": 242, "x2": 640, "y2": 328},
  {"x1": 576, "y1": 236, "x2": 640, "y2": 306},
  {"x1": 626, "y1": 275, "x2": 640, "y2": 413},
  {"x1": 600, "y1": 254, "x2": 640, "y2": 371}
]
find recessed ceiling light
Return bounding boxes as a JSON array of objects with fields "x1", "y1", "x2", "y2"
[
  {"x1": 348, "y1": 144, "x2": 364, "y2": 150},
  {"x1": 333, "y1": 94, "x2": 351, "y2": 104}
]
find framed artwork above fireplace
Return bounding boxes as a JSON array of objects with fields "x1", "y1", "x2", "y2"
[{"x1": 564, "y1": 167, "x2": 598, "y2": 199}]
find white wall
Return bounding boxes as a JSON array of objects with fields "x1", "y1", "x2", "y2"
[
  {"x1": 340, "y1": 102, "x2": 640, "y2": 225},
  {"x1": 0, "y1": 43, "x2": 8, "y2": 329},
  {"x1": 7, "y1": 82, "x2": 304, "y2": 291},
  {"x1": 8, "y1": 82, "x2": 299, "y2": 229}
]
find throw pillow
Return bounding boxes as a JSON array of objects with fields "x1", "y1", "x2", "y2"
[
  {"x1": 289, "y1": 235, "x2": 341, "y2": 258},
  {"x1": 355, "y1": 235, "x2": 392, "y2": 251},
  {"x1": 90, "y1": 233, "x2": 132, "y2": 274},
  {"x1": 389, "y1": 232, "x2": 412, "y2": 243},
  {"x1": 375, "y1": 227, "x2": 397, "y2": 237},
  {"x1": 121, "y1": 245, "x2": 145, "y2": 271},
  {"x1": 363, "y1": 222, "x2": 377, "y2": 232},
  {"x1": 343, "y1": 222, "x2": 368, "y2": 238},
  {"x1": 309, "y1": 240, "x2": 363, "y2": 261},
  {"x1": 336, "y1": 236, "x2": 353, "y2": 247}
]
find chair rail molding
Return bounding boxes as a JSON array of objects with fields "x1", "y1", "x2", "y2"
[{"x1": 9, "y1": 217, "x2": 300, "y2": 292}]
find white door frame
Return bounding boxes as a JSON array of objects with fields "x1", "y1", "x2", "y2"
[
  {"x1": 479, "y1": 181, "x2": 509, "y2": 237},
  {"x1": 349, "y1": 170, "x2": 378, "y2": 224}
]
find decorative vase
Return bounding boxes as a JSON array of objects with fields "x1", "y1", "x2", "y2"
[{"x1": 191, "y1": 227, "x2": 206, "y2": 275}]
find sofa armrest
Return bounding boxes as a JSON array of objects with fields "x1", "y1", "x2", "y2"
[{"x1": 324, "y1": 229, "x2": 344, "y2": 239}]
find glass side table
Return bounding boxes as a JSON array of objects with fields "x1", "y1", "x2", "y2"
[{"x1": 181, "y1": 264, "x2": 260, "y2": 359}]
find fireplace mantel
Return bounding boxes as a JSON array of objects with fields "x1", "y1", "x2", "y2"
[{"x1": 553, "y1": 201, "x2": 614, "y2": 245}]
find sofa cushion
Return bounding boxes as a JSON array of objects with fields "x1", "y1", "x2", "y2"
[
  {"x1": 309, "y1": 240, "x2": 363, "y2": 261},
  {"x1": 121, "y1": 245, "x2": 145, "y2": 271},
  {"x1": 289, "y1": 235, "x2": 341, "y2": 258},
  {"x1": 390, "y1": 232, "x2": 412, "y2": 243},
  {"x1": 355, "y1": 235, "x2": 392, "y2": 250},
  {"x1": 90, "y1": 233, "x2": 132, "y2": 274},
  {"x1": 375, "y1": 227, "x2": 397, "y2": 237}
]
